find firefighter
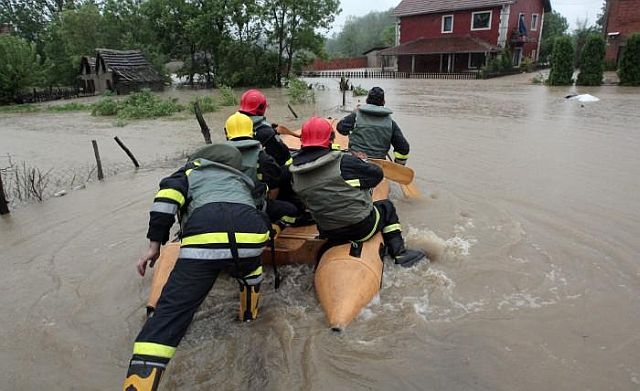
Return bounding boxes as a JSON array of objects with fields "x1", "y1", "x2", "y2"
[
  {"x1": 123, "y1": 143, "x2": 270, "y2": 391},
  {"x1": 289, "y1": 116, "x2": 425, "y2": 267}
]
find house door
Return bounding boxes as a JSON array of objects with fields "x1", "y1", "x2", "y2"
[
  {"x1": 512, "y1": 48, "x2": 523, "y2": 67},
  {"x1": 440, "y1": 54, "x2": 454, "y2": 73}
]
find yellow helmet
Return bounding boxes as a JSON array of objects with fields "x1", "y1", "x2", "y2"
[{"x1": 225, "y1": 112, "x2": 254, "y2": 140}]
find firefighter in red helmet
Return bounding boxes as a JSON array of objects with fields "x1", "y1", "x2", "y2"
[{"x1": 288, "y1": 116, "x2": 426, "y2": 267}]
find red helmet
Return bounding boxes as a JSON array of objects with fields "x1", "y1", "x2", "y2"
[
  {"x1": 301, "y1": 116, "x2": 333, "y2": 148},
  {"x1": 240, "y1": 89, "x2": 267, "y2": 116}
]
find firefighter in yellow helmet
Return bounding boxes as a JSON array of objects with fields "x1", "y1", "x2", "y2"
[
  {"x1": 123, "y1": 143, "x2": 270, "y2": 391},
  {"x1": 224, "y1": 112, "x2": 299, "y2": 227}
]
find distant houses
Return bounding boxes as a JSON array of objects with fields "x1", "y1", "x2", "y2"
[
  {"x1": 78, "y1": 49, "x2": 163, "y2": 95},
  {"x1": 603, "y1": 0, "x2": 640, "y2": 66},
  {"x1": 380, "y1": 0, "x2": 551, "y2": 73}
]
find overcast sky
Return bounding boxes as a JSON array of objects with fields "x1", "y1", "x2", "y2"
[{"x1": 329, "y1": 0, "x2": 605, "y2": 34}]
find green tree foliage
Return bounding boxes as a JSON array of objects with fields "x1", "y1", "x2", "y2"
[
  {"x1": 572, "y1": 19, "x2": 600, "y2": 67},
  {"x1": 595, "y1": 0, "x2": 607, "y2": 32},
  {"x1": 576, "y1": 34, "x2": 605, "y2": 86},
  {"x1": 539, "y1": 11, "x2": 569, "y2": 63},
  {"x1": 325, "y1": 9, "x2": 395, "y2": 58},
  {"x1": 0, "y1": 0, "x2": 340, "y2": 91},
  {"x1": 618, "y1": 33, "x2": 640, "y2": 86},
  {"x1": 0, "y1": 35, "x2": 40, "y2": 104},
  {"x1": 262, "y1": 0, "x2": 340, "y2": 86},
  {"x1": 548, "y1": 36, "x2": 575, "y2": 86}
]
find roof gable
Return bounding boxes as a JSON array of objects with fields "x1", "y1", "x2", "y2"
[
  {"x1": 394, "y1": 0, "x2": 515, "y2": 17},
  {"x1": 394, "y1": 0, "x2": 552, "y2": 17},
  {"x1": 95, "y1": 49, "x2": 162, "y2": 83}
]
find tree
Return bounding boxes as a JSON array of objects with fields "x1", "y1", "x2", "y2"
[
  {"x1": 618, "y1": 33, "x2": 640, "y2": 86},
  {"x1": 595, "y1": 0, "x2": 607, "y2": 32},
  {"x1": 548, "y1": 36, "x2": 574, "y2": 86},
  {"x1": 325, "y1": 9, "x2": 395, "y2": 57},
  {"x1": 262, "y1": 0, "x2": 340, "y2": 86},
  {"x1": 0, "y1": 35, "x2": 40, "y2": 103},
  {"x1": 539, "y1": 11, "x2": 569, "y2": 64},
  {"x1": 572, "y1": 18, "x2": 600, "y2": 67},
  {"x1": 576, "y1": 34, "x2": 605, "y2": 86}
]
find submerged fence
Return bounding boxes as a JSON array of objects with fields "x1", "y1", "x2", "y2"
[
  {"x1": 301, "y1": 70, "x2": 480, "y2": 80},
  {"x1": 14, "y1": 87, "x2": 95, "y2": 104}
]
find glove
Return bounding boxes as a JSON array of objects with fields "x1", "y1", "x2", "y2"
[{"x1": 394, "y1": 158, "x2": 407, "y2": 166}]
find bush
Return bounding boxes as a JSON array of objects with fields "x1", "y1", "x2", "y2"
[
  {"x1": 287, "y1": 76, "x2": 315, "y2": 104},
  {"x1": 618, "y1": 33, "x2": 640, "y2": 86},
  {"x1": 189, "y1": 95, "x2": 218, "y2": 114},
  {"x1": 92, "y1": 97, "x2": 119, "y2": 116},
  {"x1": 519, "y1": 56, "x2": 536, "y2": 73},
  {"x1": 217, "y1": 86, "x2": 238, "y2": 106},
  {"x1": 576, "y1": 34, "x2": 605, "y2": 86},
  {"x1": 91, "y1": 89, "x2": 183, "y2": 119},
  {"x1": 548, "y1": 35, "x2": 575, "y2": 85},
  {"x1": 352, "y1": 85, "x2": 368, "y2": 96}
]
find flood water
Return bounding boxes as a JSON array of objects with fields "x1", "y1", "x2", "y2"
[{"x1": 1, "y1": 73, "x2": 639, "y2": 390}]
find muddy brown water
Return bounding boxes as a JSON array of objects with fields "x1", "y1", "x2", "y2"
[{"x1": 1, "y1": 74, "x2": 639, "y2": 390}]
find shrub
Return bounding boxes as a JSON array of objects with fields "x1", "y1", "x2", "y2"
[
  {"x1": 548, "y1": 35, "x2": 575, "y2": 85},
  {"x1": 217, "y1": 86, "x2": 238, "y2": 106},
  {"x1": 287, "y1": 76, "x2": 315, "y2": 104},
  {"x1": 189, "y1": 95, "x2": 218, "y2": 114},
  {"x1": 519, "y1": 56, "x2": 536, "y2": 73},
  {"x1": 92, "y1": 97, "x2": 119, "y2": 116},
  {"x1": 117, "y1": 90, "x2": 183, "y2": 119},
  {"x1": 91, "y1": 89, "x2": 183, "y2": 119},
  {"x1": 352, "y1": 85, "x2": 368, "y2": 96},
  {"x1": 618, "y1": 33, "x2": 640, "y2": 86},
  {"x1": 576, "y1": 34, "x2": 605, "y2": 86}
]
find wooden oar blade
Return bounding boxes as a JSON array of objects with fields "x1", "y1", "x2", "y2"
[{"x1": 369, "y1": 159, "x2": 414, "y2": 185}]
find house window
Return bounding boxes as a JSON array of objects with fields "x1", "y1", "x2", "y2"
[
  {"x1": 471, "y1": 11, "x2": 492, "y2": 30},
  {"x1": 468, "y1": 53, "x2": 485, "y2": 69},
  {"x1": 531, "y1": 14, "x2": 539, "y2": 30},
  {"x1": 442, "y1": 15, "x2": 454, "y2": 33}
]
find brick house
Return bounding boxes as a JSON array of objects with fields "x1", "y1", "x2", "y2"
[
  {"x1": 603, "y1": 0, "x2": 640, "y2": 65},
  {"x1": 380, "y1": 0, "x2": 551, "y2": 73}
]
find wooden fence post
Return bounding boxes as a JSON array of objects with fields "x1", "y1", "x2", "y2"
[
  {"x1": 0, "y1": 170, "x2": 9, "y2": 215},
  {"x1": 92, "y1": 140, "x2": 104, "y2": 180},
  {"x1": 287, "y1": 103, "x2": 298, "y2": 119},
  {"x1": 114, "y1": 136, "x2": 140, "y2": 168},
  {"x1": 193, "y1": 102, "x2": 212, "y2": 144}
]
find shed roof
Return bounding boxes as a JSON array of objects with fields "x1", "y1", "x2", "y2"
[
  {"x1": 394, "y1": 0, "x2": 551, "y2": 17},
  {"x1": 95, "y1": 49, "x2": 162, "y2": 83},
  {"x1": 378, "y1": 36, "x2": 500, "y2": 56}
]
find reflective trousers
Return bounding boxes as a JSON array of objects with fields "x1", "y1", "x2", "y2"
[{"x1": 131, "y1": 257, "x2": 260, "y2": 364}]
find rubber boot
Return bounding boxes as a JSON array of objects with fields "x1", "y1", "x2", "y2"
[
  {"x1": 386, "y1": 235, "x2": 426, "y2": 268},
  {"x1": 123, "y1": 360, "x2": 165, "y2": 391},
  {"x1": 239, "y1": 283, "x2": 261, "y2": 321}
]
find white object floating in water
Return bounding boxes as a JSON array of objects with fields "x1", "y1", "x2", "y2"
[
  {"x1": 53, "y1": 189, "x2": 67, "y2": 197},
  {"x1": 565, "y1": 93, "x2": 600, "y2": 102}
]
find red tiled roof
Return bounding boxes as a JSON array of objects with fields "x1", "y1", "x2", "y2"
[
  {"x1": 394, "y1": 0, "x2": 551, "y2": 16},
  {"x1": 378, "y1": 36, "x2": 500, "y2": 56},
  {"x1": 394, "y1": 0, "x2": 514, "y2": 17}
]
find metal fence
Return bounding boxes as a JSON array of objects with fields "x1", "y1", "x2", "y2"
[{"x1": 301, "y1": 70, "x2": 480, "y2": 80}]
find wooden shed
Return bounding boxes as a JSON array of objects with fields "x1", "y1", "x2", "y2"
[
  {"x1": 78, "y1": 56, "x2": 96, "y2": 94},
  {"x1": 94, "y1": 49, "x2": 164, "y2": 94}
]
